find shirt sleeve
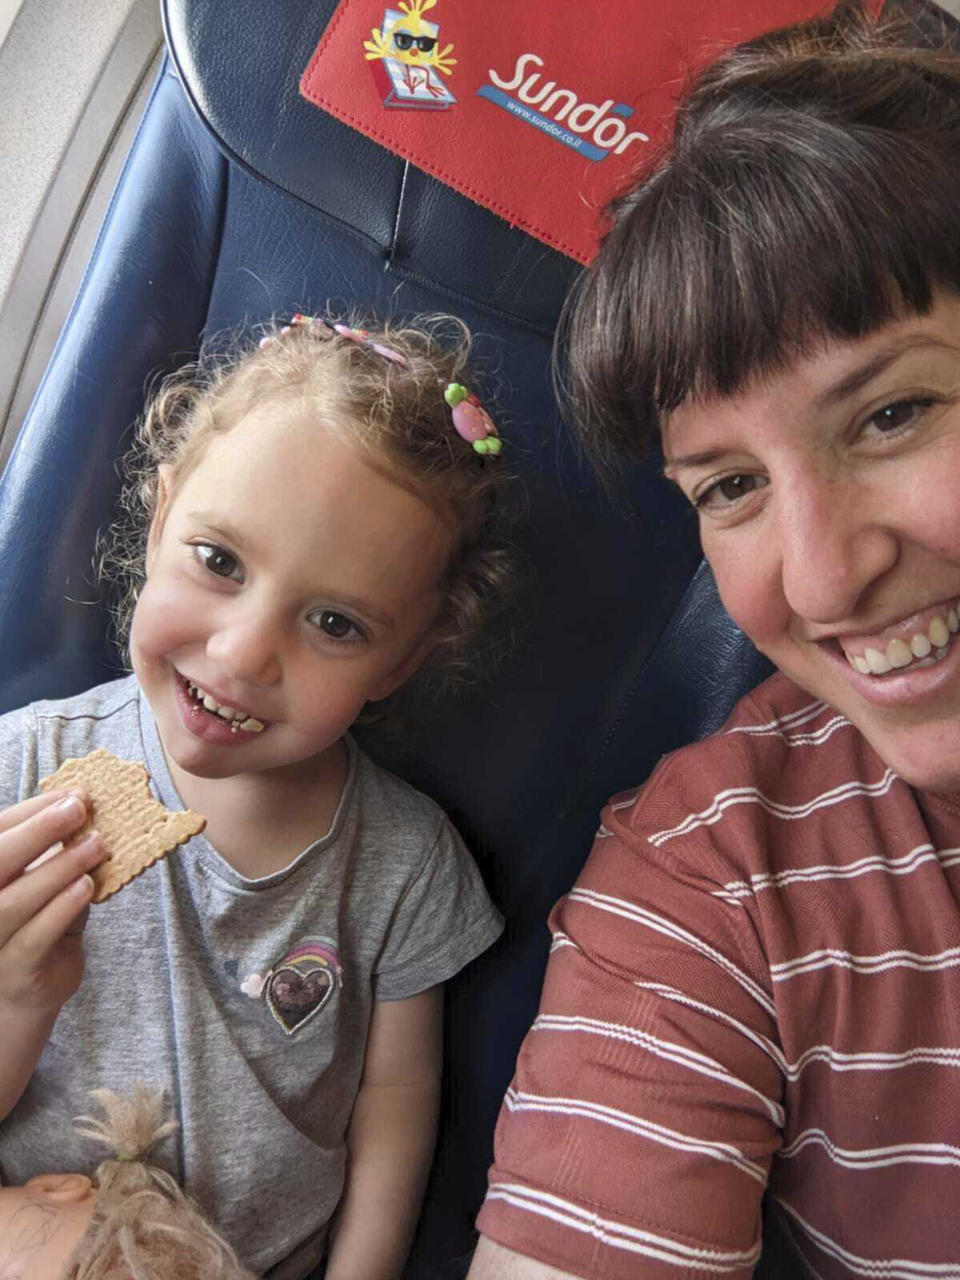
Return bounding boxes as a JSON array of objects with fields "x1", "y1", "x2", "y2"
[
  {"x1": 0, "y1": 703, "x2": 38, "y2": 807},
  {"x1": 477, "y1": 759, "x2": 784, "y2": 1280},
  {"x1": 373, "y1": 814, "x2": 503, "y2": 1000}
]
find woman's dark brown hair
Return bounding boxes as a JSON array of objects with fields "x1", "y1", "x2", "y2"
[{"x1": 561, "y1": 0, "x2": 960, "y2": 477}]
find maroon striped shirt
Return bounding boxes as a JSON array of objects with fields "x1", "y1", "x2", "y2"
[{"x1": 477, "y1": 673, "x2": 960, "y2": 1278}]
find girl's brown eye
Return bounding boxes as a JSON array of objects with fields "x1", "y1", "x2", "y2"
[
  {"x1": 196, "y1": 544, "x2": 242, "y2": 580},
  {"x1": 311, "y1": 610, "x2": 362, "y2": 641}
]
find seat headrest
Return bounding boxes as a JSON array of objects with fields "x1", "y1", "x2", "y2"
[{"x1": 161, "y1": 0, "x2": 580, "y2": 330}]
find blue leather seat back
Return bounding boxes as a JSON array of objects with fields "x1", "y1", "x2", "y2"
[{"x1": 0, "y1": 1, "x2": 771, "y2": 1272}]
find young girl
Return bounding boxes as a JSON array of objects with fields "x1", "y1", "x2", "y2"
[{"x1": 0, "y1": 313, "x2": 507, "y2": 1279}]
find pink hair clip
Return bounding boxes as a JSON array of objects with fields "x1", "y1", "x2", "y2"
[
  {"x1": 444, "y1": 383, "x2": 502, "y2": 456},
  {"x1": 259, "y1": 313, "x2": 333, "y2": 348},
  {"x1": 332, "y1": 323, "x2": 408, "y2": 366}
]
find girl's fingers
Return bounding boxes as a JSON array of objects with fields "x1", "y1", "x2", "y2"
[
  {"x1": 0, "y1": 835, "x2": 102, "y2": 952},
  {"x1": 4, "y1": 873, "x2": 94, "y2": 978},
  {"x1": 0, "y1": 793, "x2": 90, "y2": 888},
  {"x1": 65, "y1": 903, "x2": 91, "y2": 938},
  {"x1": 0, "y1": 790, "x2": 86, "y2": 835}
]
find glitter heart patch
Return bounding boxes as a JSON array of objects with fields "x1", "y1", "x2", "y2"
[{"x1": 261, "y1": 936, "x2": 343, "y2": 1036}]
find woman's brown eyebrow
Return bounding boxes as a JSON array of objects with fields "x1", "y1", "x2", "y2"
[
  {"x1": 666, "y1": 336, "x2": 960, "y2": 474},
  {"x1": 814, "y1": 336, "x2": 958, "y2": 410},
  {"x1": 663, "y1": 449, "x2": 727, "y2": 474}
]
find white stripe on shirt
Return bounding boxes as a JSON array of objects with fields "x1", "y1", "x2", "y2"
[
  {"x1": 532, "y1": 1013, "x2": 784, "y2": 1127},
  {"x1": 725, "y1": 700, "x2": 827, "y2": 735},
  {"x1": 774, "y1": 1196, "x2": 960, "y2": 1278},
  {"x1": 784, "y1": 1043, "x2": 960, "y2": 1080},
  {"x1": 779, "y1": 1128, "x2": 960, "y2": 1171},
  {"x1": 648, "y1": 771, "x2": 899, "y2": 848},
  {"x1": 486, "y1": 1182, "x2": 762, "y2": 1271},
  {"x1": 504, "y1": 1088, "x2": 768, "y2": 1183},
  {"x1": 713, "y1": 845, "x2": 960, "y2": 903},
  {"x1": 570, "y1": 888, "x2": 776, "y2": 1016},
  {"x1": 728, "y1": 712, "x2": 850, "y2": 747},
  {"x1": 772, "y1": 945, "x2": 960, "y2": 982}
]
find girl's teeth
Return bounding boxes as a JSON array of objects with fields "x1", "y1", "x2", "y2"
[{"x1": 186, "y1": 681, "x2": 263, "y2": 731}]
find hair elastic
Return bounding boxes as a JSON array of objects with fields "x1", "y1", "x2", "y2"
[
  {"x1": 262, "y1": 315, "x2": 503, "y2": 455},
  {"x1": 444, "y1": 383, "x2": 502, "y2": 455}
]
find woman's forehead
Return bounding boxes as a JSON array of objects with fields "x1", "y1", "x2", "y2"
[{"x1": 663, "y1": 293, "x2": 960, "y2": 457}]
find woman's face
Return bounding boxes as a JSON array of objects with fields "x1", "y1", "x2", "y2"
[{"x1": 664, "y1": 290, "x2": 960, "y2": 793}]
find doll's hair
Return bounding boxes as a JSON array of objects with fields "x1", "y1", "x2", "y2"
[
  {"x1": 98, "y1": 313, "x2": 514, "y2": 694},
  {"x1": 559, "y1": 0, "x2": 960, "y2": 479},
  {"x1": 62, "y1": 1085, "x2": 255, "y2": 1280}
]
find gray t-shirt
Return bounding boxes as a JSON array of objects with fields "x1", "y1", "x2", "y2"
[{"x1": 0, "y1": 676, "x2": 503, "y2": 1277}]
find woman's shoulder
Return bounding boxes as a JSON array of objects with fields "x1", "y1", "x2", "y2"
[
  {"x1": 597, "y1": 672, "x2": 886, "y2": 884},
  {"x1": 648, "y1": 670, "x2": 867, "y2": 798}
]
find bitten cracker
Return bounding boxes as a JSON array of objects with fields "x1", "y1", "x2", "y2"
[{"x1": 39, "y1": 748, "x2": 205, "y2": 903}]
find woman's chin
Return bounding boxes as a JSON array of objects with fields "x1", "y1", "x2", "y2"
[{"x1": 860, "y1": 726, "x2": 960, "y2": 799}]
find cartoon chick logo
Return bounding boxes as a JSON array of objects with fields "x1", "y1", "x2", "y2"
[{"x1": 364, "y1": 0, "x2": 457, "y2": 78}]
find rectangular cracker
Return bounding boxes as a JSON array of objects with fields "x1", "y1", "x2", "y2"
[{"x1": 39, "y1": 748, "x2": 205, "y2": 903}]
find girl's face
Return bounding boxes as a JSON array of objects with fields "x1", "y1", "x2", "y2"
[
  {"x1": 664, "y1": 289, "x2": 960, "y2": 794},
  {"x1": 130, "y1": 402, "x2": 454, "y2": 781}
]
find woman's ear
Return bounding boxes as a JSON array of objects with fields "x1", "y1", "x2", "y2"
[{"x1": 145, "y1": 464, "x2": 175, "y2": 572}]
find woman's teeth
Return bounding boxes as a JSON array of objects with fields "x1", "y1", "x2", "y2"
[
  {"x1": 186, "y1": 682, "x2": 265, "y2": 733},
  {"x1": 845, "y1": 606, "x2": 960, "y2": 676}
]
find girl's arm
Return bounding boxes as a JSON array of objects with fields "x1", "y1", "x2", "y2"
[{"x1": 323, "y1": 985, "x2": 443, "y2": 1280}]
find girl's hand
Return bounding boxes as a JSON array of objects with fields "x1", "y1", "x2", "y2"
[{"x1": 0, "y1": 791, "x2": 103, "y2": 1015}]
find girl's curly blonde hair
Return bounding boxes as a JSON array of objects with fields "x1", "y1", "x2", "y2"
[{"x1": 99, "y1": 313, "x2": 515, "y2": 695}]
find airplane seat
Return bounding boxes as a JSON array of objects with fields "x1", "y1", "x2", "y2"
[{"x1": 0, "y1": 0, "x2": 773, "y2": 1273}]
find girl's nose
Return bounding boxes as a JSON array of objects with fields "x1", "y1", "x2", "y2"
[
  {"x1": 777, "y1": 471, "x2": 899, "y2": 625},
  {"x1": 205, "y1": 609, "x2": 283, "y2": 686}
]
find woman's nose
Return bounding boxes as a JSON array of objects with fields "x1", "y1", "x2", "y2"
[
  {"x1": 205, "y1": 607, "x2": 283, "y2": 686},
  {"x1": 776, "y1": 471, "x2": 899, "y2": 624}
]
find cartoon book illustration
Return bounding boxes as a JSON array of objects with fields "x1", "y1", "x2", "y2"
[{"x1": 364, "y1": 1, "x2": 457, "y2": 110}]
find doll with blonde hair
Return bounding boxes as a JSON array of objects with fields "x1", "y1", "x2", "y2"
[{"x1": 0, "y1": 1086, "x2": 255, "y2": 1280}]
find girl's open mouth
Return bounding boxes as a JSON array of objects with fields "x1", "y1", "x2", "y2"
[{"x1": 176, "y1": 673, "x2": 266, "y2": 734}]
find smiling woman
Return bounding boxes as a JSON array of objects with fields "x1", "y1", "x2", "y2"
[
  {"x1": 664, "y1": 296, "x2": 960, "y2": 794},
  {"x1": 469, "y1": 3, "x2": 960, "y2": 1279}
]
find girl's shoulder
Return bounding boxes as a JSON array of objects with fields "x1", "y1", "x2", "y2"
[
  {"x1": 351, "y1": 743, "x2": 451, "y2": 844},
  {"x1": 0, "y1": 675, "x2": 145, "y2": 798}
]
